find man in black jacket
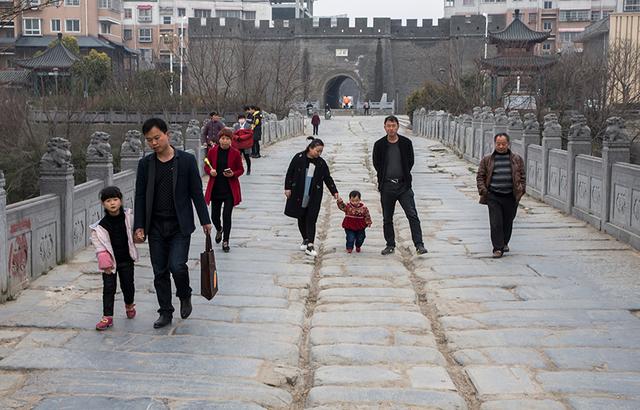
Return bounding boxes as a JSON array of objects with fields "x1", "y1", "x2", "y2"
[
  {"x1": 372, "y1": 115, "x2": 428, "y2": 256},
  {"x1": 135, "y1": 118, "x2": 213, "y2": 328}
]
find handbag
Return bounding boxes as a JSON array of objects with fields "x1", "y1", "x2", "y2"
[{"x1": 200, "y1": 233, "x2": 218, "y2": 300}]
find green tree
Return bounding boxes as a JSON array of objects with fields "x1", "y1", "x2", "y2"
[
  {"x1": 49, "y1": 35, "x2": 80, "y2": 55},
  {"x1": 72, "y1": 49, "x2": 112, "y2": 95}
]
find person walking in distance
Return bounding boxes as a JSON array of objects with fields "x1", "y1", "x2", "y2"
[
  {"x1": 201, "y1": 111, "x2": 225, "y2": 150},
  {"x1": 250, "y1": 106, "x2": 263, "y2": 158},
  {"x1": 372, "y1": 115, "x2": 428, "y2": 256},
  {"x1": 476, "y1": 132, "x2": 526, "y2": 258},
  {"x1": 311, "y1": 112, "x2": 321, "y2": 136},
  {"x1": 204, "y1": 128, "x2": 244, "y2": 253},
  {"x1": 135, "y1": 118, "x2": 213, "y2": 329},
  {"x1": 284, "y1": 138, "x2": 340, "y2": 257},
  {"x1": 233, "y1": 114, "x2": 253, "y2": 175}
]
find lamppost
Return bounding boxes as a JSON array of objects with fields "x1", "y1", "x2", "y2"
[{"x1": 180, "y1": 16, "x2": 185, "y2": 96}]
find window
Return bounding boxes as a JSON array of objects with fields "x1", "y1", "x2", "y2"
[
  {"x1": 178, "y1": 27, "x2": 186, "y2": 37},
  {"x1": 217, "y1": 10, "x2": 241, "y2": 19},
  {"x1": 124, "y1": 8, "x2": 132, "y2": 19},
  {"x1": 123, "y1": 28, "x2": 132, "y2": 40},
  {"x1": 99, "y1": 0, "x2": 111, "y2": 8},
  {"x1": 177, "y1": 8, "x2": 186, "y2": 17},
  {"x1": 482, "y1": 0, "x2": 505, "y2": 2},
  {"x1": 542, "y1": 42, "x2": 552, "y2": 54},
  {"x1": 65, "y1": 0, "x2": 80, "y2": 5},
  {"x1": 543, "y1": 20, "x2": 552, "y2": 30},
  {"x1": 543, "y1": 1, "x2": 552, "y2": 9},
  {"x1": 559, "y1": 10, "x2": 590, "y2": 22},
  {"x1": 139, "y1": 28, "x2": 152, "y2": 42},
  {"x1": 100, "y1": 22, "x2": 111, "y2": 34},
  {"x1": 445, "y1": 0, "x2": 454, "y2": 6},
  {"x1": 194, "y1": 9, "x2": 211, "y2": 18},
  {"x1": 51, "y1": 19, "x2": 61, "y2": 32},
  {"x1": 625, "y1": 0, "x2": 640, "y2": 11},
  {"x1": 138, "y1": 8, "x2": 152, "y2": 23},
  {"x1": 23, "y1": 18, "x2": 41, "y2": 36},
  {"x1": 463, "y1": 0, "x2": 474, "y2": 5},
  {"x1": 560, "y1": 32, "x2": 578, "y2": 43},
  {"x1": 160, "y1": 29, "x2": 173, "y2": 44},
  {"x1": 163, "y1": 16, "x2": 172, "y2": 25},
  {"x1": 140, "y1": 48, "x2": 152, "y2": 62},
  {"x1": 243, "y1": 11, "x2": 256, "y2": 20},
  {"x1": 28, "y1": 0, "x2": 41, "y2": 6},
  {"x1": 65, "y1": 19, "x2": 80, "y2": 32}
]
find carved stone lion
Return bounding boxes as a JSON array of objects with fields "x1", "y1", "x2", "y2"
[
  {"x1": 168, "y1": 124, "x2": 183, "y2": 147},
  {"x1": 480, "y1": 106, "x2": 494, "y2": 121},
  {"x1": 523, "y1": 113, "x2": 539, "y2": 132},
  {"x1": 121, "y1": 130, "x2": 142, "y2": 155},
  {"x1": 569, "y1": 114, "x2": 590, "y2": 141},
  {"x1": 472, "y1": 106, "x2": 482, "y2": 120},
  {"x1": 41, "y1": 137, "x2": 73, "y2": 170},
  {"x1": 186, "y1": 119, "x2": 201, "y2": 141},
  {"x1": 543, "y1": 113, "x2": 561, "y2": 134},
  {"x1": 86, "y1": 132, "x2": 112, "y2": 161},
  {"x1": 603, "y1": 117, "x2": 628, "y2": 143}
]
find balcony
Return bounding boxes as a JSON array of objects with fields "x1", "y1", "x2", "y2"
[{"x1": 138, "y1": 16, "x2": 152, "y2": 23}]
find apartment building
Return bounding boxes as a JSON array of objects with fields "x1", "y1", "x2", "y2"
[
  {"x1": 7, "y1": 0, "x2": 137, "y2": 75},
  {"x1": 443, "y1": 0, "x2": 634, "y2": 53},
  {"x1": 271, "y1": 0, "x2": 313, "y2": 19},
  {"x1": 121, "y1": 1, "x2": 272, "y2": 65}
]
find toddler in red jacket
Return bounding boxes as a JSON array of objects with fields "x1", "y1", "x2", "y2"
[{"x1": 337, "y1": 190, "x2": 372, "y2": 253}]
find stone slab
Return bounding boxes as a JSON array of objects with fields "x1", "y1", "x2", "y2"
[
  {"x1": 314, "y1": 365, "x2": 403, "y2": 386},
  {"x1": 311, "y1": 344, "x2": 446, "y2": 366},
  {"x1": 311, "y1": 311, "x2": 429, "y2": 329},
  {"x1": 306, "y1": 386, "x2": 466, "y2": 408},
  {"x1": 480, "y1": 399, "x2": 565, "y2": 410},
  {"x1": 408, "y1": 366, "x2": 456, "y2": 390},
  {"x1": 466, "y1": 366, "x2": 540, "y2": 395}
]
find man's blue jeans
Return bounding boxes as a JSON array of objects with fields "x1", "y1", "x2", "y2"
[{"x1": 345, "y1": 229, "x2": 366, "y2": 250}]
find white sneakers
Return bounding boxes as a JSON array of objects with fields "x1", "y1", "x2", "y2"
[
  {"x1": 305, "y1": 243, "x2": 318, "y2": 257},
  {"x1": 300, "y1": 242, "x2": 308, "y2": 251}
]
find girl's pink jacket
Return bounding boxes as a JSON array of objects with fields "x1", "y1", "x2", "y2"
[{"x1": 90, "y1": 208, "x2": 138, "y2": 270}]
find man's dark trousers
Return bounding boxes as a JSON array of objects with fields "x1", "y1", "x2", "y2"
[
  {"x1": 148, "y1": 218, "x2": 191, "y2": 316},
  {"x1": 380, "y1": 182, "x2": 423, "y2": 247},
  {"x1": 487, "y1": 192, "x2": 518, "y2": 251}
]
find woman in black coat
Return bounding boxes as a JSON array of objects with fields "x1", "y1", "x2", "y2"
[{"x1": 284, "y1": 138, "x2": 340, "y2": 257}]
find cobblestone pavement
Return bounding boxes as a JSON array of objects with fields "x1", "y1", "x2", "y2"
[{"x1": 0, "y1": 117, "x2": 638, "y2": 409}]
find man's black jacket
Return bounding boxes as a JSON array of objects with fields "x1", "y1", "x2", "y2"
[
  {"x1": 134, "y1": 148, "x2": 211, "y2": 236},
  {"x1": 372, "y1": 134, "x2": 415, "y2": 191}
]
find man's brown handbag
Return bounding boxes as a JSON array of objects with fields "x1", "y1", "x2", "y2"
[{"x1": 201, "y1": 233, "x2": 218, "y2": 300}]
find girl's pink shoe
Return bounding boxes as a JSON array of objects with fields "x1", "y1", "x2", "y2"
[
  {"x1": 356, "y1": 247, "x2": 361, "y2": 253},
  {"x1": 96, "y1": 316, "x2": 113, "y2": 331},
  {"x1": 125, "y1": 304, "x2": 136, "y2": 319},
  {"x1": 346, "y1": 248, "x2": 353, "y2": 253}
]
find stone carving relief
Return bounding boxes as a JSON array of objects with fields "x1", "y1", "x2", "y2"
[
  {"x1": 577, "y1": 179, "x2": 588, "y2": 199},
  {"x1": 186, "y1": 120, "x2": 201, "y2": 141},
  {"x1": 39, "y1": 230, "x2": 54, "y2": 264},
  {"x1": 591, "y1": 184, "x2": 601, "y2": 207},
  {"x1": 603, "y1": 117, "x2": 629, "y2": 143},
  {"x1": 9, "y1": 234, "x2": 28, "y2": 284},
  {"x1": 615, "y1": 191, "x2": 627, "y2": 213},
  {"x1": 86, "y1": 132, "x2": 112, "y2": 161},
  {"x1": 633, "y1": 197, "x2": 640, "y2": 223},
  {"x1": 73, "y1": 215, "x2": 85, "y2": 248},
  {"x1": 121, "y1": 130, "x2": 142, "y2": 155},
  {"x1": 168, "y1": 124, "x2": 183, "y2": 147},
  {"x1": 40, "y1": 137, "x2": 72, "y2": 171}
]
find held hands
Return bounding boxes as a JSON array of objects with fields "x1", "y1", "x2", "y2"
[
  {"x1": 203, "y1": 224, "x2": 213, "y2": 235},
  {"x1": 223, "y1": 169, "x2": 234, "y2": 177},
  {"x1": 284, "y1": 190, "x2": 291, "y2": 199},
  {"x1": 134, "y1": 228, "x2": 146, "y2": 243},
  {"x1": 104, "y1": 267, "x2": 114, "y2": 274},
  {"x1": 334, "y1": 193, "x2": 341, "y2": 202}
]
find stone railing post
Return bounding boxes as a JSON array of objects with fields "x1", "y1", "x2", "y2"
[
  {"x1": 120, "y1": 130, "x2": 143, "y2": 172},
  {"x1": 566, "y1": 114, "x2": 592, "y2": 214},
  {"x1": 493, "y1": 109, "x2": 508, "y2": 151},
  {"x1": 541, "y1": 114, "x2": 563, "y2": 197},
  {"x1": 522, "y1": 113, "x2": 540, "y2": 167},
  {"x1": 86, "y1": 131, "x2": 113, "y2": 186},
  {"x1": 0, "y1": 170, "x2": 7, "y2": 298},
  {"x1": 601, "y1": 117, "x2": 631, "y2": 224},
  {"x1": 40, "y1": 137, "x2": 74, "y2": 262}
]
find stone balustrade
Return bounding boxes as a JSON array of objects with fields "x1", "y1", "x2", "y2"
[
  {"x1": 0, "y1": 112, "x2": 305, "y2": 303},
  {"x1": 413, "y1": 107, "x2": 640, "y2": 251}
]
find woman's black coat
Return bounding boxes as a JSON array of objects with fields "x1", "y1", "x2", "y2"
[{"x1": 284, "y1": 152, "x2": 338, "y2": 219}]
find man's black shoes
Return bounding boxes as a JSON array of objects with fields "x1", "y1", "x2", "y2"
[
  {"x1": 180, "y1": 296, "x2": 193, "y2": 319},
  {"x1": 153, "y1": 314, "x2": 172, "y2": 329},
  {"x1": 381, "y1": 246, "x2": 395, "y2": 255},
  {"x1": 416, "y1": 244, "x2": 429, "y2": 255}
]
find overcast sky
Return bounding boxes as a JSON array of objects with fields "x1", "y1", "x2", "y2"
[{"x1": 314, "y1": 0, "x2": 444, "y2": 20}]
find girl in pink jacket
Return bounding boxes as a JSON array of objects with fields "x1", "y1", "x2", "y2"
[{"x1": 90, "y1": 186, "x2": 139, "y2": 330}]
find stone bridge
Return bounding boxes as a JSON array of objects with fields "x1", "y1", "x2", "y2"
[{"x1": 0, "y1": 116, "x2": 638, "y2": 409}]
